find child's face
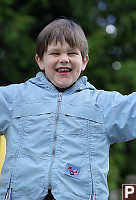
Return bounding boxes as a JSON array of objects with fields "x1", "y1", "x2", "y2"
[{"x1": 35, "y1": 41, "x2": 88, "y2": 88}]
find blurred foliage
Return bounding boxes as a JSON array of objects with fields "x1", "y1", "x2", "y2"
[{"x1": 0, "y1": 0, "x2": 136, "y2": 192}]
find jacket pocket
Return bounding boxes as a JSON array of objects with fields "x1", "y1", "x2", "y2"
[
  {"x1": 21, "y1": 113, "x2": 54, "y2": 158},
  {"x1": 13, "y1": 102, "x2": 57, "y2": 159}
]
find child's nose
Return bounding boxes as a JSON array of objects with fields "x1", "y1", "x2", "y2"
[{"x1": 59, "y1": 54, "x2": 69, "y2": 64}]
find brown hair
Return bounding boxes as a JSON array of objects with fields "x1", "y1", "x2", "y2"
[{"x1": 36, "y1": 18, "x2": 88, "y2": 60}]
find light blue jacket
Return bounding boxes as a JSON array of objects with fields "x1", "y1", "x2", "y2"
[{"x1": 0, "y1": 72, "x2": 136, "y2": 200}]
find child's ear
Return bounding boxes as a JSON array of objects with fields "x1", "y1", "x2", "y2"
[
  {"x1": 35, "y1": 54, "x2": 45, "y2": 70},
  {"x1": 82, "y1": 55, "x2": 89, "y2": 71}
]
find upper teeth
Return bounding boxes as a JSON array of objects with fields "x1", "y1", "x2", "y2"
[{"x1": 57, "y1": 68, "x2": 71, "y2": 72}]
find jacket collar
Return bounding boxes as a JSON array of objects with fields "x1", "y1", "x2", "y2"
[{"x1": 29, "y1": 72, "x2": 95, "y2": 93}]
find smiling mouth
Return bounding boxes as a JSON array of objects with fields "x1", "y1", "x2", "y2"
[{"x1": 56, "y1": 67, "x2": 72, "y2": 72}]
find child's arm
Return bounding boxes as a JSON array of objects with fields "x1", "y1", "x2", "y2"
[
  {"x1": 0, "y1": 86, "x2": 12, "y2": 135},
  {"x1": 99, "y1": 91, "x2": 136, "y2": 144}
]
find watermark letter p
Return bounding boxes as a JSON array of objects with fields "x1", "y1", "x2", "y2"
[
  {"x1": 125, "y1": 186, "x2": 134, "y2": 198},
  {"x1": 122, "y1": 184, "x2": 136, "y2": 200}
]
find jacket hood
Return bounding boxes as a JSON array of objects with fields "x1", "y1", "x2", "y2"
[{"x1": 28, "y1": 72, "x2": 95, "y2": 93}]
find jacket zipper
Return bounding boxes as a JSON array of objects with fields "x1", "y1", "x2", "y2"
[
  {"x1": 88, "y1": 128, "x2": 95, "y2": 200},
  {"x1": 89, "y1": 160, "x2": 95, "y2": 200},
  {"x1": 48, "y1": 92, "x2": 62, "y2": 191}
]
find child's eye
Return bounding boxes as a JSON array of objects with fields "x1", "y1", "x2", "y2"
[
  {"x1": 49, "y1": 52, "x2": 59, "y2": 55},
  {"x1": 68, "y1": 52, "x2": 78, "y2": 55}
]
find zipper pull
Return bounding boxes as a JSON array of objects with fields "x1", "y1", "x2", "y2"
[
  {"x1": 58, "y1": 92, "x2": 62, "y2": 102},
  {"x1": 89, "y1": 193, "x2": 95, "y2": 200},
  {"x1": 93, "y1": 193, "x2": 95, "y2": 200},
  {"x1": 4, "y1": 177, "x2": 12, "y2": 200},
  {"x1": 4, "y1": 188, "x2": 12, "y2": 200},
  {"x1": 89, "y1": 194, "x2": 91, "y2": 200}
]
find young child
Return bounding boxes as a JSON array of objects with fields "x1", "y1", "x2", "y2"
[{"x1": 0, "y1": 18, "x2": 136, "y2": 200}]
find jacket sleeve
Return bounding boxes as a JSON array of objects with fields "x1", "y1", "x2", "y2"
[
  {"x1": 0, "y1": 86, "x2": 13, "y2": 135},
  {"x1": 99, "y1": 90, "x2": 136, "y2": 144}
]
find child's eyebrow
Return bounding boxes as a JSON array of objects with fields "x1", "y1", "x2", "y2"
[
  {"x1": 48, "y1": 48, "x2": 60, "y2": 52},
  {"x1": 68, "y1": 48, "x2": 78, "y2": 51},
  {"x1": 48, "y1": 47, "x2": 78, "y2": 52}
]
